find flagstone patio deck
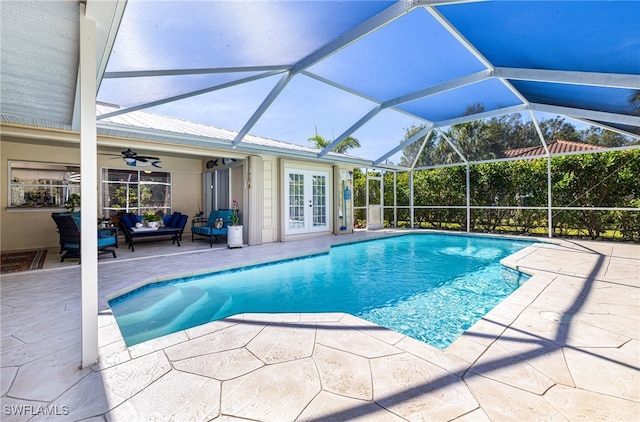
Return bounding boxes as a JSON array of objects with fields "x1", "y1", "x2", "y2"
[{"x1": 1, "y1": 231, "x2": 639, "y2": 421}]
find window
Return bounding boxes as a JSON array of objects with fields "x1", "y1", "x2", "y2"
[
  {"x1": 101, "y1": 168, "x2": 171, "y2": 217},
  {"x1": 9, "y1": 161, "x2": 80, "y2": 208}
]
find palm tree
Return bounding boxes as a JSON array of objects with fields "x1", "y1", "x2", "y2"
[
  {"x1": 307, "y1": 133, "x2": 361, "y2": 154},
  {"x1": 629, "y1": 90, "x2": 640, "y2": 111},
  {"x1": 433, "y1": 120, "x2": 494, "y2": 164},
  {"x1": 627, "y1": 90, "x2": 640, "y2": 134}
]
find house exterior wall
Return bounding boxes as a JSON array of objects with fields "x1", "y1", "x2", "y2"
[
  {"x1": 261, "y1": 155, "x2": 279, "y2": 243},
  {"x1": 1, "y1": 136, "x2": 202, "y2": 251},
  {"x1": 1, "y1": 138, "x2": 81, "y2": 251},
  {"x1": 1, "y1": 129, "x2": 357, "y2": 252}
]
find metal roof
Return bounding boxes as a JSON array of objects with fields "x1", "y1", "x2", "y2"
[
  {"x1": 504, "y1": 140, "x2": 606, "y2": 159},
  {"x1": 1, "y1": 0, "x2": 639, "y2": 167},
  {"x1": 96, "y1": 102, "x2": 366, "y2": 165}
]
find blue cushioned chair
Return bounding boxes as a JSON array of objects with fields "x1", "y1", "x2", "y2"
[
  {"x1": 191, "y1": 209, "x2": 233, "y2": 247},
  {"x1": 53, "y1": 212, "x2": 80, "y2": 252},
  {"x1": 51, "y1": 213, "x2": 117, "y2": 262}
]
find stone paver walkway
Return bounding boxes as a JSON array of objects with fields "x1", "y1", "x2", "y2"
[{"x1": 1, "y1": 232, "x2": 639, "y2": 421}]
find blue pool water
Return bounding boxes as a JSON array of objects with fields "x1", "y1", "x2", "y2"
[{"x1": 109, "y1": 234, "x2": 532, "y2": 348}]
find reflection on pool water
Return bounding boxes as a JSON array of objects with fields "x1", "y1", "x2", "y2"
[{"x1": 109, "y1": 234, "x2": 533, "y2": 348}]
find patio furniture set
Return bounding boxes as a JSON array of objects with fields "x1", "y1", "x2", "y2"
[{"x1": 51, "y1": 209, "x2": 236, "y2": 262}]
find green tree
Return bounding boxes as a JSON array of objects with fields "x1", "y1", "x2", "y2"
[
  {"x1": 580, "y1": 126, "x2": 629, "y2": 147},
  {"x1": 307, "y1": 133, "x2": 361, "y2": 154},
  {"x1": 399, "y1": 124, "x2": 436, "y2": 167},
  {"x1": 628, "y1": 90, "x2": 640, "y2": 135},
  {"x1": 552, "y1": 150, "x2": 639, "y2": 239},
  {"x1": 535, "y1": 117, "x2": 581, "y2": 142},
  {"x1": 470, "y1": 162, "x2": 516, "y2": 231},
  {"x1": 485, "y1": 114, "x2": 539, "y2": 151}
]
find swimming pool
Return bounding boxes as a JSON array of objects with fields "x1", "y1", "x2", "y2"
[{"x1": 109, "y1": 234, "x2": 532, "y2": 348}]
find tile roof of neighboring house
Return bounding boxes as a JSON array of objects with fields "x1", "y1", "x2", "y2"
[{"x1": 504, "y1": 140, "x2": 606, "y2": 158}]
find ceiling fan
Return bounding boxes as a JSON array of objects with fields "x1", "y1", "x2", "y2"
[
  {"x1": 206, "y1": 157, "x2": 237, "y2": 169},
  {"x1": 117, "y1": 148, "x2": 162, "y2": 168}
]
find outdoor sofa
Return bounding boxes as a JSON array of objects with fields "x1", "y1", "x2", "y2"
[{"x1": 119, "y1": 212, "x2": 188, "y2": 251}]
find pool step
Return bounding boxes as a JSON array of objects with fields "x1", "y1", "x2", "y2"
[
  {"x1": 115, "y1": 285, "x2": 234, "y2": 346},
  {"x1": 111, "y1": 284, "x2": 184, "y2": 324},
  {"x1": 168, "y1": 287, "x2": 232, "y2": 332},
  {"x1": 117, "y1": 285, "x2": 207, "y2": 341}
]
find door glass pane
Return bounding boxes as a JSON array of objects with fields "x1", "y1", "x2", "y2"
[
  {"x1": 288, "y1": 172, "x2": 305, "y2": 229},
  {"x1": 312, "y1": 174, "x2": 327, "y2": 227},
  {"x1": 215, "y1": 168, "x2": 230, "y2": 209}
]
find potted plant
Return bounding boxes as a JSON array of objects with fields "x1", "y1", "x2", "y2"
[
  {"x1": 64, "y1": 193, "x2": 81, "y2": 213},
  {"x1": 194, "y1": 202, "x2": 204, "y2": 219},
  {"x1": 142, "y1": 211, "x2": 162, "y2": 229},
  {"x1": 227, "y1": 200, "x2": 243, "y2": 248}
]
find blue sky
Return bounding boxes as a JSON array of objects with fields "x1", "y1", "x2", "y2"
[
  {"x1": 147, "y1": 74, "x2": 421, "y2": 162},
  {"x1": 98, "y1": 1, "x2": 631, "y2": 164}
]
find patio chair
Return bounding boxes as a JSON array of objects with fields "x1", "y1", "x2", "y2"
[
  {"x1": 191, "y1": 209, "x2": 233, "y2": 247},
  {"x1": 51, "y1": 213, "x2": 117, "y2": 262}
]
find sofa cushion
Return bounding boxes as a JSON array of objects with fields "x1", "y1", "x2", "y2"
[
  {"x1": 175, "y1": 214, "x2": 188, "y2": 230},
  {"x1": 119, "y1": 214, "x2": 136, "y2": 229},
  {"x1": 167, "y1": 212, "x2": 181, "y2": 228}
]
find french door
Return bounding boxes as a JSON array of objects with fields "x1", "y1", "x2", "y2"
[{"x1": 285, "y1": 169, "x2": 329, "y2": 235}]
